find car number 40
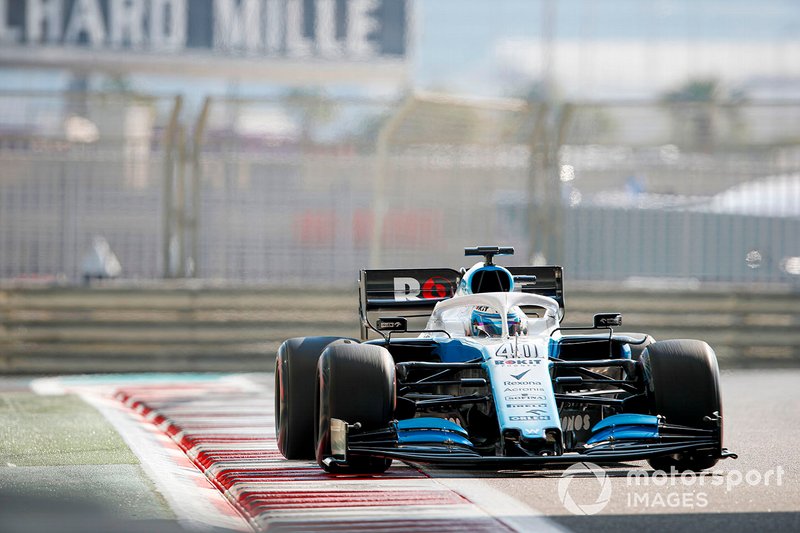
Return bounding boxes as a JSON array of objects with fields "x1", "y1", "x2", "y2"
[{"x1": 496, "y1": 343, "x2": 537, "y2": 358}]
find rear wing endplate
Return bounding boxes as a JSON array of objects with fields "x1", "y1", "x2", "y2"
[
  {"x1": 507, "y1": 266, "x2": 565, "y2": 312},
  {"x1": 359, "y1": 268, "x2": 459, "y2": 340}
]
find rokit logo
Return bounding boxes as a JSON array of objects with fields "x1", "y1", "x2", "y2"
[{"x1": 494, "y1": 359, "x2": 540, "y2": 366}]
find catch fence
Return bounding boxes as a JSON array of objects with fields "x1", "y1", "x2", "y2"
[{"x1": 1, "y1": 91, "x2": 798, "y2": 286}]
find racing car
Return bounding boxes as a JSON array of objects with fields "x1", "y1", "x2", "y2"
[{"x1": 275, "y1": 246, "x2": 736, "y2": 474}]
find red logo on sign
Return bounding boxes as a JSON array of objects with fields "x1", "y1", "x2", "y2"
[{"x1": 421, "y1": 276, "x2": 453, "y2": 299}]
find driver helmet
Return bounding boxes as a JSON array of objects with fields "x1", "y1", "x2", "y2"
[{"x1": 470, "y1": 307, "x2": 527, "y2": 338}]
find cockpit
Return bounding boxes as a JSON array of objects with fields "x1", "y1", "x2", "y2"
[
  {"x1": 423, "y1": 291, "x2": 560, "y2": 340},
  {"x1": 469, "y1": 306, "x2": 527, "y2": 338}
]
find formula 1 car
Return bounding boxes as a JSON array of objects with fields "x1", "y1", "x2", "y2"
[{"x1": 275, "y1": 246, "x2": 737, "y2": 474}]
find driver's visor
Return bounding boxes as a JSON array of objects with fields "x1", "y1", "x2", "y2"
[{"x1": 472, "y1": 317, "x2": 520, "y2": 337}]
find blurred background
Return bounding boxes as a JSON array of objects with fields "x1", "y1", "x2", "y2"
[{"x1": 0, "y1": 0, "x2": 798, "y2": 372}]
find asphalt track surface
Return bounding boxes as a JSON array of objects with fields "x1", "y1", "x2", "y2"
[
  {"x1": 421, "y1": 368, "x2": 800, "y2": 532},
  {"x1": 2, "y1": 369, "x2": 798, "y2": 532}
]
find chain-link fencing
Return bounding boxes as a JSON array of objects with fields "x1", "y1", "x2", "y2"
[
  {"x1": 1, "y1": 91, "x2": 798, "y2": 286},
  {"x1": 0, "y1": 91, "x2": 180, "y2": 281}
]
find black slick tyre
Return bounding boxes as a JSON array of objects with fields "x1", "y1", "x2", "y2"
[
  {"x1": 275, "y1": 336, "x2": 353, "y2": 460},
  {"x1": 641, "y1": 339, "x2": 722, "y2": 471},
  {"x1": 315, "y1": 343, "x2": 395, "y2": 474}
]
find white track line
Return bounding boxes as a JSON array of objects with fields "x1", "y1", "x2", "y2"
[{"x1": 31, "y1": 376, "x2": 252, "y2": 533}]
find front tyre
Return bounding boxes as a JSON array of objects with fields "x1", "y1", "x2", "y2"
[
  {"x1": 641, "y1": 339, "x2": 722, "y2": 471},
  {"x1": 275, "y1": 336, "x2": 353, "y2": 460},
  {"x1": 315, "y1": 343, "x2": 395, "y2": 474}
]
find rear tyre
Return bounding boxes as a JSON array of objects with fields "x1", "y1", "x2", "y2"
[
  {"x1": 275, "y1": 336, "x2": 354, "y2": 460},
  {"x1": 641, "y1": 339, "x2": 722, "y2": 471},
  {"x1": 315, "y1": 343, "x2": 395, "y2": 474}
]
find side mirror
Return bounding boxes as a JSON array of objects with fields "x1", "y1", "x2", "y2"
[
  {"x1": 376, "y1": 317, "x2": 408, "y2": 332},
  {"x1": 593, "y1": 313, "x2": 622, "y2": 328}
]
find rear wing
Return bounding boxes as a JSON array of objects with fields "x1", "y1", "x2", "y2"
[
  {"x1": 507, "y1": 266, "x2": 565, "y2": 310},
  {"x1": 359, "y1": 266, "x2": 564, "y2": 340}
]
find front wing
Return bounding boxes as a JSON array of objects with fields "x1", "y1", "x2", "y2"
[{"x1": 324, "y1": 416, "x2": 738, "y2": 469}]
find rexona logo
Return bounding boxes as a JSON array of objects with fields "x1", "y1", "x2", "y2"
[
  {"x1": 504, "y1": 380, "x2": 542, "y2": 386},
  {"x1": 393, "y1": 277, "x2": 453, "y2": 300}
]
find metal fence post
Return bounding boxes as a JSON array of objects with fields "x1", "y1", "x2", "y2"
[
  {"x1": 526, "y1": 102, "x2": 549, "y2": 264},
  {"x1": 189, "y1": 96, "x2": 212, "y2": 278},
  {"x1": 162, "y1": 94, "x2": 183, "y2": 278},
  {"x1": 369, "y1": 94, "x2": 417, "y2": 269},
  {"x1": 525, "y1": 102, "x2": 572, "y2": 266},
  {"x1": 551, "y1": 102, "x2": 574, "y2": 266},
  {"x1": 175, "y1": 124, "x2": 187, "y2": 277}
]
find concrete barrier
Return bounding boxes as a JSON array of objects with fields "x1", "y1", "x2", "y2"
[{"x1": 1, "y1": 282, "x2": 798, "y2": 373}]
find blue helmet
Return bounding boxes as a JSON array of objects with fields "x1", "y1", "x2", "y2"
[{"x1": 470, "y1": 307, "x2": 526, "y2": 338}]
